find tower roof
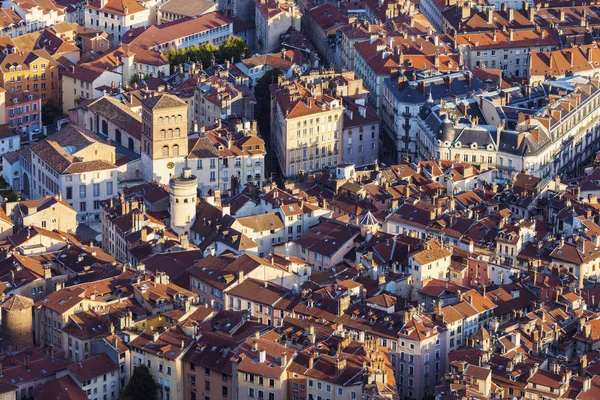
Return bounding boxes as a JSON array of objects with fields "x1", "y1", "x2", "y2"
[
  {"x1": 1, "y1": 294, "x2": 34, "y2": 310},
  {"x1": 141, "y1": 93, "x2": 187, "y2": 110},
  {"x1": 473, "y1": 326, "x2": 490, "y2": 341},
  {"x1": 360, "y1": 211, "x2": 378, "y2": 226}
]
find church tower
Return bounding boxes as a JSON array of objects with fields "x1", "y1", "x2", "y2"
[{"x1": 141, "y1": 94, "x2": 189, "y2": 184}]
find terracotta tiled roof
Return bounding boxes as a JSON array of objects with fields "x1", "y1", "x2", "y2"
[
  {"x1": 0, "y1": 9, "x2": 22, "y2": 29},
  {"x1": 62, "y1": 63, "x2": 113, "y2": 82},
  {"x1": 67, "y1": 353, "x2": 118, "y2": 382},
  {"x1": 295, "y1": 220, "x2": 360, "y2": 257},
  {"x1": 240, "y1": 52, "x2": 296, "y2": 70},
  {"x1": 35, "y1": 286, "x2": 87, "y2": 313},
  {"x1": 32, "y1": 375, "x2": 87, "y2": 400},
  {"x1": 127, "y1": 12, "x2": 233, "y2": 49},
  {"x1": 0, "y1": 49, "x2": 57, "y2": 73},
  {"x1": 308, "y1": 4, "x2": 348, "y2": 32},
  {"x1": 410, "y1": 239, "x2": 451, "y2": 264},
  {"x1": 83, "y1": 96, "x2": 142, "y2": 140},
  {"x1": 86, "y1": 0, "x2": 145, "y2": 15},
  {"x1": 28, "y1": 125, "x2": 116, "y2": 174},
  {"x1": 531, "y1": 43, "x2": 600, "y2": 79}
]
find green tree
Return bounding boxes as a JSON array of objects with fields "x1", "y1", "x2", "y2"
[
  {"x1": 122, "y1": 365, "x2": 157, "y2": 400},
  {"x1": 129, "y1": 74, "x2": 140, "y2": 85},
  {"x1": 41, "y1": 100, "x2": 62, "y2": 125},
  {"x1": 167, "y1": 37, "x2": 248, "y2": 69},
  {"x1": 218, "y1": 36, "x2": 249, "y2": 63},
  {"x1": 195, "y1": 43, "x2": 219, "y2": 67}
]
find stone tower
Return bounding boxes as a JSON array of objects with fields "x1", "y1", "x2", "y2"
[
  {"x1": 141, "y1": 93, "x2": 189, "y2": 184},
  {"x1": 169, "y1": 167, "x2": 198, "y2": 235},
  {"x1": 360, "y1": 211, "x2": 379, "y2": 241},
  {"x1": 1, "y1": 294, "x2": 34, "y2": 353}
]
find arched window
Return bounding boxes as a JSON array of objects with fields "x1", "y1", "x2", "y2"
[
  {"x1": 165, "y1": 116, "x2": 169, "y2": 124},
  {"x1": 171, "y1": 115, "x2": 176, "y2": 123},
  {"x1": 167, "y1": 129, "x2": 173, "y2": 138},
  {"x1": 173, "y1": 144, "x2": 179, "y2": 156},
  {"x1": 159, "y1": 117, "x2": 163, "y2": 124},
  {"x1": 89, "y1": 118, "x2": 93, "y2": 130},
  {"x1": 174, "y1": 128, "x2": 180, "y2": 137},
  {"x1": 101, "y1": 120, "x2": 108, "y2": 135},
  {"x1": 162, "y1": 145, "x2": 169, "y2": 157},
  {"x1": 160, "y1": 129, "x2": 166, "y2": 139},
  {"x1": 128, "y1": 137, "x2": 134, "y2": 150},
  {"x1": 177, "y1": 114, "x2": 182, "y2": 122},
  {"x1": 115, "y1": 129, "x2": 122, "y2": 144}
]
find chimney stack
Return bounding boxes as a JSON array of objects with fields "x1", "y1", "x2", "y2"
[{"x1": 528, "y1": 6, "x2": 534, "y2": 22}]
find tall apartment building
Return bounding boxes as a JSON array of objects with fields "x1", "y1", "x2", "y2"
[
  {"x1": 341, "y1": 96, "x2": 380, "y2": 166},
  {"x1": 0, "y1": 49, "x2": 59, "y2": 104},
  {"x1": 197, "y1": 122, "x2": 266, "y2": 194},
  {"x1": 20, "y1": 125, "x2": 119, "y2": 222},
  {"x1": 416, "y1": 75, "x2": 600, "y2": 181},
  {"x1": 194, "y1": 74, "x2": 255, "y2": 127},
  {"x1": 382, "y1": 70, "x2": 495, "y2": 163},
  {"x1": 270, "y1": 78, "x2": 344, "y2": 177},
  {"x1": 128, "y1": 327, "x2": 194, "y2": 400},
  {"x1": 84, "y1": 0, "x2": 151, "y2": 45},
  {"x1": 0, "y1": 0, "x2": 66, "y2": 38},
  {"x1": 187, "y1": 121, "x2": 267, "y2": 196},
  {"x1": 455, "y1": 28, "x2": 560, "y2": 79},
  {"x1": 6, "y1": 90, "x2": 41, "y2": 133}
]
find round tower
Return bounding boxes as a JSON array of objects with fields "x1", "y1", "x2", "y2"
[
  {"x1": 360, "y1": 211, "x2": 379, "y2": 242},
  {"x1": 1, "y1": 295, "x2": 34, "y2": 353},
  {"x1": 169, "y1": 167, "x2": 198, "y2": 235}
]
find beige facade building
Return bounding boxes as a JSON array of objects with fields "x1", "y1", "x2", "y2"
[
  {"x1": 128, "y1": 327, "x2": 195, "y2": 400},
  {"x1": 270, "y1": 78, "x2": 344, "y2": 177},
  {"x1": 20, "y1": 125, "x2": 119, "y2": 223},
  {"x1": 33, "y1": 286, "x2": 107, "y2": 349},
  {"x1": 61, "y1": 65, "x2": 121, "y2": 113},
  {"x1": 232, "y1": 334, "x2": 294, "y2": 400},
  {"x1": 5, "y1": 195, "x2": 77, "y2": 233}
]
